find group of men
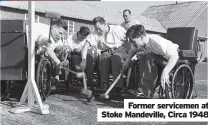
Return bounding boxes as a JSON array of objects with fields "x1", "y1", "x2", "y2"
[{"x1": 35, "y1": 9, "x2": 179, "y2": 98}]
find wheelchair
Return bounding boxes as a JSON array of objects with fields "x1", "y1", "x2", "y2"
[
  {"x1": 35, "y1": 47, "x2": 72, "y2": 100},
  {"x1": 1, "y1": 18, "x2": 68, "y2": 101},
  {"x1": 124, "y1": 27, "x2": 199, "y2": 99},
  {"x1": 164, "y1": 27, "x2": 199, "y2": 99}
]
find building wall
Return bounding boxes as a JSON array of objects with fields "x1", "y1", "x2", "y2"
[{"x1": 0, "y1": 7, "x2": 95, "y2": 39}]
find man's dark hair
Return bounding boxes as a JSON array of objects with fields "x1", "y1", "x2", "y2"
[
  {"x1": 126, "y1": 24, "x2": 146, "y2": 42},
  {"x1": 123, "y1": 9, "x2": 131, "y2": 14},
  {"x1": 52, "y1": 19, "x2": 68, "y2": 30},
  {"x1": 92, "y1": 16, "x2": 106, "y2": 25},
  {"x1": 79, "y1": 26, "x2": 90, "y2": 37}
]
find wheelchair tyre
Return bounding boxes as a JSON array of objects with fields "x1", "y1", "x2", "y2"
[
  {"x1": 152, "y1": 84, "x2": 170, "y2": 99},
  {"x1": 36, "y1": 57, "x2": 52, "y2": 101},
  {"x1": 171, "y1": 64, "x2": 194, "y2": 99},
  {"x1": 164, "y1": 83, "x2": 171, "y2": 99}
]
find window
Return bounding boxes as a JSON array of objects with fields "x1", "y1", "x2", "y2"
[
  {"x1": 68, "y1": 20, "x2": 75, "y2": 34},
  {"x1": 24, "y1": 13, "x2": 39, "y2": 24},
  {"x1": 63, "y1": 20, "x2": 75, "y2": 40}
]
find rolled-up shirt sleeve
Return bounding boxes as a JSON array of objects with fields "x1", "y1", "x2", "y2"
[
  {"x1": 166, "y1": 41, "x2": 179, "y2": 57},
  {"x1": 148, "y1": 35, "x2": 179, "y2": 59}
]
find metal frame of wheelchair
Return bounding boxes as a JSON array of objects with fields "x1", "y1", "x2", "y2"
[
  {"x1": 150, "y1": 53, "x2": 197, "y2": 99},
  {"x1": 35, "y1": 52, "x2": 54, "y2": 101}
]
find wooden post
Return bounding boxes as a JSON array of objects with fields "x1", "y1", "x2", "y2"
[{"x1": 10, "y1": 1, "x2": 49, "y2": 115}]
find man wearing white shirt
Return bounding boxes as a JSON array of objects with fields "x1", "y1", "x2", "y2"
[
  {"x1": 122, "y1": 24, "x2": 179, "y2": 97},
  {"x1": 80, "y1": 16, "x2": 131, "y2": 91},
  {"x1": 121, "y1": 9, "x2": 141, "y2": 30},
  {"x1": 61, "y1": 26, "x2": 95, "y2": 88},
  {"x1": 35, "y1": 19, "x2": 68, "y2": 66},
  {"x1": 34, "y1": 19, "x2": 68, "y2": 90}
]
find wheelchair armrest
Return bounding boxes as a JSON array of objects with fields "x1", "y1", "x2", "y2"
[
  {"x1": 179, "y1": 50, "x2": 196, "y2": 58},
  {"x1": 177, "y1": 60, "x2": 189, "y2": 64}
]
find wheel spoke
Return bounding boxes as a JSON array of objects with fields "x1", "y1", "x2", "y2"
[{"x1": 172, "y1": 64, "x2": 194, "y2": 99}]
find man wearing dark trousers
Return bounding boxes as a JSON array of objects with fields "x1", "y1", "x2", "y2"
[
  {"x1": 80, "y1": 16, "x2": 130, "y2": 92},
  {"x1": 122, "y1": 24, "x2": 179, "y2": 98},
  {"x1": 59, "y1": 26, "x2": 95, "y2": 88}
]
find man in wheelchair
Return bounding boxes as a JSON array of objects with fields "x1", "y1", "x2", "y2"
[
  {"x1": 80, "y1": 16, "x2": 131, "y2": 93},
  {"x1": 122, "y1": 24, "x2": 179, "y2": 98},
  {"x1": 34, "y1": 19, "x2": 69, "y2": 89},
  {"x1": 59, "y1": 26, "x2": 95, "y2": 87},
  {"x1": 35, "y1": 19, "x2": 68, "y2": 65}
]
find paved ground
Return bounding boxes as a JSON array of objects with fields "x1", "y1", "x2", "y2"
[{"x1": 0, "y1": 62, "x2": 207, "y2": 125}]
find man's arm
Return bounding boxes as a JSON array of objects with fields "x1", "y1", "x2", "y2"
[
  {"x1": 45, "y1": 40, "x2": 64, "y2": 65},
  {"x1": 163, "y1": 55, "x2": 179, "y2": 74},
  {"x1": 160, "y1": 40, "x2": 179, "y2": 87},
  {"x1": 121, "y1": 48, "x2": 137, "y2": 73},
  {"x1": 74, "y1": 41, "x2": 90, "y2": 71},
  {"x1": 160, "y1": 54, "x2": 178, "y2": 88},
  {"x1": 81, "y1": 34, "x2": 97, "y2": 59},
  {"x1": 46, "y1": 46, "x2": 61, "y2": 64},
  {"x1": 126, "y1": 48, "x2": 137, "y2": 61},
  {"x1": 81, "y1": 41, "x2": 90, "y2": 60}
]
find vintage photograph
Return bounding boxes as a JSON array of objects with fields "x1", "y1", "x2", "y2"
[{"x1": 0, "y1": 1, "x2": 207, "y2": 125}]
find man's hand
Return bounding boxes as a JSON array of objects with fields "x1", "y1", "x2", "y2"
[
  {"x1": 160, "y1": 69, "x2": 170, "y2": 90},
  {"x1": 121, "y1": 59, "x2": 131, "y2": 73},
  {"x1": 57, "y1": 60, "x2": 69, "y2": 67},
  {"x1": 76, "y1": 59, "x2": 87, "y2": 71}
]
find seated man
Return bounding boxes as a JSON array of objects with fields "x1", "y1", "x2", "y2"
[
  {"x1": 122, "y1": 24, "x2": 179, "y2": 98},
  {"x1": 61, "y1": 26, "x2": 95, "y2": 88},
  {"x1": 35, "y1": 19, "x2": 68, "y2": 66},
  {"x1": 34, "y1": 19, "x2": 69, "y2": 89},
  {"x1": 80, "y1": 16, "x2": 131, "y2": 91}
]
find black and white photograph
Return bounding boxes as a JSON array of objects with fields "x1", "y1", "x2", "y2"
[{"x1": 0, "y1": 1, "x2": 207, "y2": 125}]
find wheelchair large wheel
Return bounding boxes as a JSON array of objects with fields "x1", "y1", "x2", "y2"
[
  {"x1": 171, "y1": 64, "x2": 194, "y2": 99},
  {"x1": 36, "y1": 57, "x2": 52, "y2": 101}
]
